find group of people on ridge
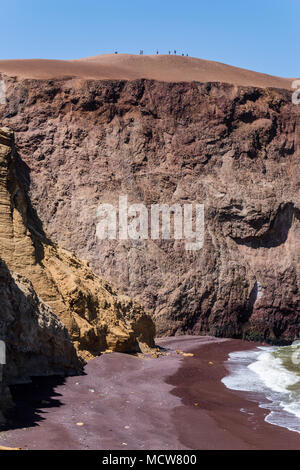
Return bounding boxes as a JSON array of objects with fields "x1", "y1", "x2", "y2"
[{"x1": 114, "y1": 50, "x2": 189, "y2": 56}]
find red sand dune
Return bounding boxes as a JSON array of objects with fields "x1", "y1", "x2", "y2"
[{"x1": 0, "y1": 54, "x2": 295, "y2": 89}]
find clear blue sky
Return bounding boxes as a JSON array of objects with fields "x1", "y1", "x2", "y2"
[{"x1": 1, "y1": 0, "x2": 299, "y2": 77}]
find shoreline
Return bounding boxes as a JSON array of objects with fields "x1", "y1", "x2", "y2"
[
  {"x1": 1, "y1": 336, "x2": 300, "y2": 450},
  {"x1": 168, "y1": 339, "x2": 300, "y2": 450}
]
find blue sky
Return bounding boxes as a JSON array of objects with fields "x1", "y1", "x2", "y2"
[{"x1": 1, "y1": 0, "x2": 299, "y2": 77}]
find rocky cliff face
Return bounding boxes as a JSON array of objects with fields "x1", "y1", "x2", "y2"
[
  {"x1": 0, "y1": 126, "x2": 155, "y2": 384},
  {"x1": 0, "y1": 76, "x2": 299, "y2": 343},
  {"x1": 0, "y1": 259, "x2": 80, "y2": 383}
]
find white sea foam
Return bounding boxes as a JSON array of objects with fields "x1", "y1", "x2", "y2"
[
  {"x1": 222, "y1": 346, "x2": 300, "y2": 434},
  {"x1": 248, "y1": 351, "x2": 299, "y2": 394}
]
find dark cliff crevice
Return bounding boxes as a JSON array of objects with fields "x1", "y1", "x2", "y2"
[{"x1": 232, "y1": 203, "x2": 295, "y2": 249}]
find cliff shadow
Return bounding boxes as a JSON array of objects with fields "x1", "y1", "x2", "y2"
[
  {"x1": 2, "y1": 376, "x2": 66, "y2": 431},
  {"x1": 14, "y1": 150, "x2": 55, "y2": 264},
  {"x1": 0, "y1": 258, "x2": 82, "y2": 431},
  {"x1": 233, "y1": 203, "x2": 296, "y2": 249}
]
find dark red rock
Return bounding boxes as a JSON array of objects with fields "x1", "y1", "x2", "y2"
[{"x1": 0, "y1": 75, "x2": 299, "y2": 343}]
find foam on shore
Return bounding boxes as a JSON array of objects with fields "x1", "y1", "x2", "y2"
[{"x1": 222, "y1": 345, "x2": 300, "y2": 434}]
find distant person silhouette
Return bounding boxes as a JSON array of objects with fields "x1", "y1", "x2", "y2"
[
  {"x1": 139, "y1": 50, "x2": 143, "y2": 55},
  {"x1": 174, "y1": 50, "x2": 176, "y2": 55},
  {"x1": 168, "y1": 51, "x2": 171, "y2": 55},
  {"x1": 156, "y1": 50, "x2": 159, "y2": 55}
]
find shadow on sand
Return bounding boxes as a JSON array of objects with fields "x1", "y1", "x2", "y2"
[{"x1": 2, "y1": 376, "x2": 66, "y2": 431}]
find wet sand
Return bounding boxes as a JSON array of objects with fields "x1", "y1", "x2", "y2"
[
  {"x1": 0, "y1": 54, "x2": 294, "y2": 89},
  {"x1": 169, "y1": 339, "x2": 300, "y2": 450},
  {"x1": 1, "y1": 336, "x2": 300, "y2": 450}
]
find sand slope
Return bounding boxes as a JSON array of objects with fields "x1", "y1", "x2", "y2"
[{"x1": 0, "y1": 54, "x2": 294, "y2": 89}]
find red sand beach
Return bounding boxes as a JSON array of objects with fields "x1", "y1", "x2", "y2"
[
  {"x1": 1, "y1": 336, "x2": 300, "y2": 450},
  {"x1": 0, "y1": 54, "x2": 295, "y2": 89}
]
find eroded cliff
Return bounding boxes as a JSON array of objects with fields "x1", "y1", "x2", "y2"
[
  {"x1": 0, "y1": 127, "x2": 155, "y2": 378},
  {"x1": 0, "y1": 72, "x2": 299, "y2": 343}
]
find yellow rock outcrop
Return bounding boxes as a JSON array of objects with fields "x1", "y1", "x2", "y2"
[{"x1": 0, "y1": 127, "x2": 155, "y2": 361}]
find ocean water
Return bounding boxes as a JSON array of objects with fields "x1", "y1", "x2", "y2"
[{"x1": 221, "y1": 343, "x2": 300, "y2": 433}]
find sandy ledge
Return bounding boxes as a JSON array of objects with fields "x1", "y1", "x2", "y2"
[
  {"x1": 0, "y1": 54, "x2": 294, "y2": 90},
  {"x1": 1, "y1": 336, "x2": 300, "y2": 450}
]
